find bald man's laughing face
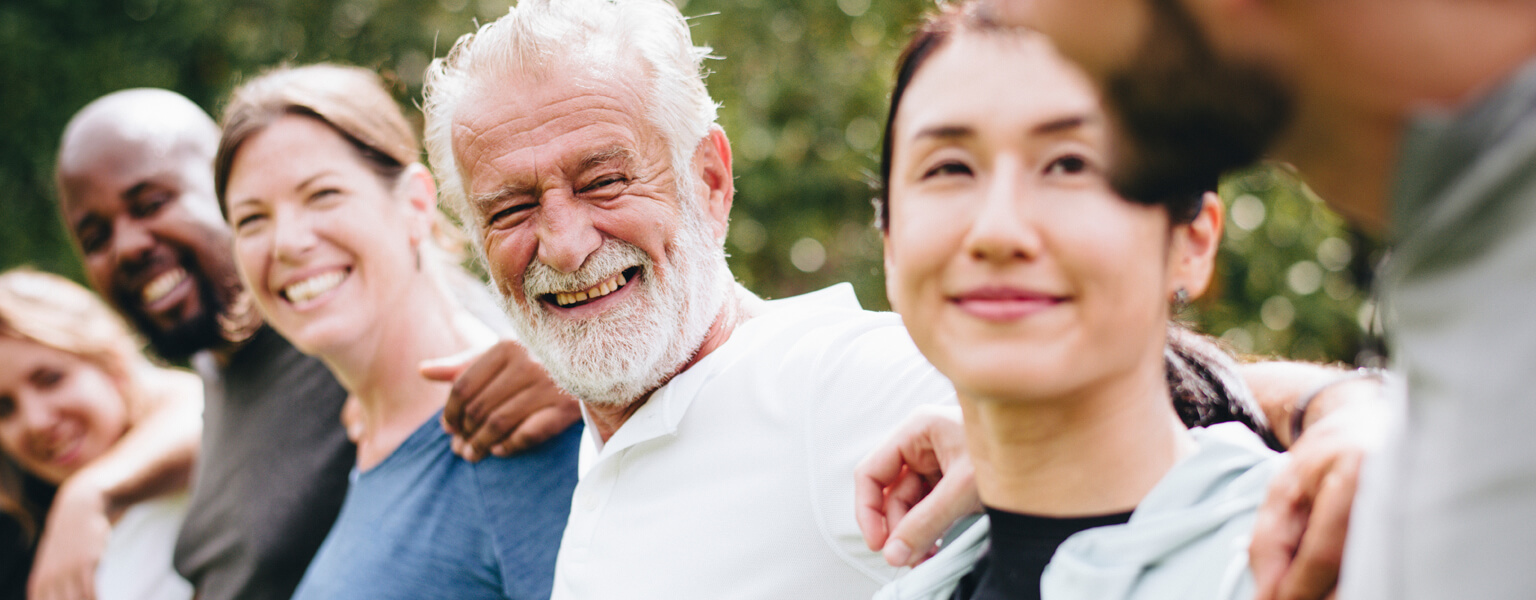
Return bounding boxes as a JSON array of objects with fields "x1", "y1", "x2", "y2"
[{"x1": 57, "y1": 128, "x2": 243, "y2": 360}]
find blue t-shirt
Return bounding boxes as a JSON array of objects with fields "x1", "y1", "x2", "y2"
[{"x1": 291, "y1": 411, "x2": 580, "y2": 600}]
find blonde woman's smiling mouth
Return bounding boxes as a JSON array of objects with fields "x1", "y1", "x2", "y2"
[{"x1": 279, "y1": 268, "x2": 350, "y2": 307}]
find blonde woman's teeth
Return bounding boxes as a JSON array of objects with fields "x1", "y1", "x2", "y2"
[
  {"x1": 142, "y1": 268, "x2": 187, "y2": 304},
  {"x1": 555, "y1": 272, "x2": 627, "y2": 306},
  {"x1": 283, "y1": 271, "x2": 346, "y2": 304}
]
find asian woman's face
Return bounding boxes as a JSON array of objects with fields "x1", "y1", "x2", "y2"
[
  {"x1": 0, "y1": 337, "x2": 130, "y2": 484},
  {"x1": 884, "y1": 32, "x2": 1215, "y2": 403},
  {"x1": 225, "y1": 115, "x2": 429, "y2": 357}
]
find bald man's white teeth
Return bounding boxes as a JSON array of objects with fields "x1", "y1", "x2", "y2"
[
  {"x1": 141, "y1": 267, "x2": 187, "y2": 305},
  {"x1": 282, "y1": 271, "x2": 346, "y2": 305},
  {"x1": 554, "y1": 272, "x2": 628, "y2": 307}
]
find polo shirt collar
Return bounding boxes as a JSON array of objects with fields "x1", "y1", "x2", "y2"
[{"x1": 577, "y1": 284, "x2": 864, "y2": 469}]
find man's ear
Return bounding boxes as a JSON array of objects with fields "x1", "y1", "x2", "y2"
[
  {"x1": 1168, "y1": 191, "x2": 1224, "y2": 300},
  {"x1": 692, "y1": 126, "x2": 734, "y2": 242},
  {"x1": 399, "y1": 163, "x2": 439, "y2": 247}
]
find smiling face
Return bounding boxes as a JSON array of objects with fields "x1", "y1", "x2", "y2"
[
  {"x1": 0, "y1": 337, "x2": 130, "y2": 484},
  {"x1": 450, "y1": 64, "x2": 731, "y2": 407},
  {"x1": 884, "y1": 32, "x2": 1205, "y2": 403},
  {"x1": 224, "y1": 115, "x2": 426, "y2": 357},
  {"x1": 58, "y1": 129, "x2": 242, "y2": 360}
]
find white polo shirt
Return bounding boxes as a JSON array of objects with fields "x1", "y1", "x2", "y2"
[{"x1": 550, "y1": 284, "x2": 956, "y2": 600}]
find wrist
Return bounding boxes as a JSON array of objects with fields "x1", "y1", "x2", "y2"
[
  {"x1": 1290, "y1": 367, "x2": 1388, "y2": 444},
  {"x1": 57, "y1": 468, "x2": 121, "y2": 520}
]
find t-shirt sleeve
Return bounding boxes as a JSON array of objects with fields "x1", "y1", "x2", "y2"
[{"x1": 472, "y1": 424, "x2": 583, "y2": 600}]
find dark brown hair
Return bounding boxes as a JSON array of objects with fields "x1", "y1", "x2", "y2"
[
  {"x1": 878, "y1": 3, "x2": 1275, "y2": 447},
  {"x1": 873, "y1": 4, "x2": 1209, "y2": 231}
]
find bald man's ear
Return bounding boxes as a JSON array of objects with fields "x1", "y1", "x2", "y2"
[{"x1": 692, "y1": 126, "x2": 734, "y2": 242}]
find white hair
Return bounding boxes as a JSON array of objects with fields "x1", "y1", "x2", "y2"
[{"x1": 421, "y1": 0, "x2": 719, "y2": 240}]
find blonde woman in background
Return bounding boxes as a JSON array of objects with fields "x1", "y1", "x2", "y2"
[{"x1": 0, "y1": 267, "x2": 200, "y2": 600}]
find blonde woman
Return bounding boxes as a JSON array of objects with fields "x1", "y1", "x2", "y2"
[
  {"x1": 214, "y1": 64, "x2": 578, "y2": 600},
  {"x1": 0, "y1": 267, "x2": 199, "y2": 600}
]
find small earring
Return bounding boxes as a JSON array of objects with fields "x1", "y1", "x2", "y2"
[
  {"x1": 1172, "y1": 287, "x2": 1189, "y2": 311},
  {"x1": 413, "y1": 243, "x2": 422, "y2": 272}
]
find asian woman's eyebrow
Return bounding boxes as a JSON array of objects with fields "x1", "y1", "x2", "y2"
[
  {"x1": 914, "y1": 125, "x2": 975, "y2": 141},
  {"x1": 1031, "y1": 114, "x2": 1099, "y2": 136}
]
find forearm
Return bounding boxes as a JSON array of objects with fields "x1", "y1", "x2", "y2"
[
  {"x1": 1240, "y1": 361, "x2": 1371, "y2": 448},
  {"x1": 67, "y1": 369, "x2": 202, "y2": 516}
]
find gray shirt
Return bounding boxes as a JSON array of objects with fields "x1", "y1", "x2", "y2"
[
  {"x1": 174, "y1": 326, "x2": 353, "y2": 600},
  {"x1": 1340, "y1": 54, "x2": 1536, "y2": 600}
]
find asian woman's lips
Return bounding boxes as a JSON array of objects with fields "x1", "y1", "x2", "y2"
[{"x1": 949, "y1": 286, "x2": 1067, "y2": 322}]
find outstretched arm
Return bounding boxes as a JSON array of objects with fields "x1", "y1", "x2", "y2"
[
  {"x1": 29, "y1": 368, "x2": 202, "y2": 600},
  {"x1": 854, "y1": 360, "x2": 1388, "y2": 600}
]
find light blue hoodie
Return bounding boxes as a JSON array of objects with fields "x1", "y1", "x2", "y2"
[{"x1": 875, "y1": 422, "x2": 1287, "y2": 600}]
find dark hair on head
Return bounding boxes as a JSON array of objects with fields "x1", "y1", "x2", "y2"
[
  {"x1": 878, "y1": 3, "x2": 1273, "y2": 445},
  {"x1": 213, "y1": 63, "x2": 418, "y2": 211},
  {"x1": 874, "y1": 2, "x2": 1207, "y2": 231},
  {"x1": 1166, "y1": 325, "x2": 1280, "y2": 450}
]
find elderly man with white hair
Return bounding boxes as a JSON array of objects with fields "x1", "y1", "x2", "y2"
[{"x1": 421, "y1": 0, "x2": 955, "y2": 598}]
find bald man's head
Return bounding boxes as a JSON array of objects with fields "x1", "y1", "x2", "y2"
[{"x1": 56, "y1": 89, "x2": 255, "y2": 360}]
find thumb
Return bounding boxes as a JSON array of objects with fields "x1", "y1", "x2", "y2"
[{"x1": 419, "y1": 346, "x2": 482, "y2": 381}]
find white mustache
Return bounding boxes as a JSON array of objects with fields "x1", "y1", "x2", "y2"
[{"x1": 522, "y1": 240, "x2": 650, "y2": 300}]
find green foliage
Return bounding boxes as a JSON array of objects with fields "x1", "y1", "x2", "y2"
[{"x1": 0, "y1": 0, "x2": 1373, "y2": 363}]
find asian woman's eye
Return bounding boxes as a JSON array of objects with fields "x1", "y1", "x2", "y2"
[
  {"x1": 922, "y1": 161, "x2": 973, "y2": 180},
  {"x1": 1044, "y1": 154, "x2": 1092, "y2": 176}
]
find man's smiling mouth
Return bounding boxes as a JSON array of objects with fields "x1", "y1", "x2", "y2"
[{"x1": 545, "y1": 267, "x2": 638, "y2": 307}]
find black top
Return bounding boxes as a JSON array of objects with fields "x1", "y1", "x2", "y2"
[
  {"x1": 174, "y1": 326, "x2": 354, "y2": 600},
  {"x1": 953, "y1": 506, "x2": 1134, "y2": 600}
]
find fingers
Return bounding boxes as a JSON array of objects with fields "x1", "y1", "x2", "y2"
[
  {"x1": 855, "y1": 436, "x2": 911, "y2": 551},
  {"x1": 427, "y1": 344, "x2": 499, "y2": 436},
  {"x1": 1277, "y1": 452, "x2": 1360, "y2": 600},
  {"x1": 493, "y1": 401, "x2": 583, "y2": 457},
  {"x1": 1250, "y1": 465, "x2": 1309, "y2": 600},
  {"x1": 884, "y1": 457, "x2": 980, "y2": 567}
]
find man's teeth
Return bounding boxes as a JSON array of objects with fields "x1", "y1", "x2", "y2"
[
  {"x1": 283, "y1": 271, "x2": 346, "y2": 304},
  {"x1": 141, "y1": 268, "x2": 187, "y2": 305},
  {"x1": 554, "y1": 272, "x2": 627, "y2": 307}
]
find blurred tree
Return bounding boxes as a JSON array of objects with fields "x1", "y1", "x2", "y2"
[{"x1": 0, "y1": 0, "x2": 1374, "y2": 363}]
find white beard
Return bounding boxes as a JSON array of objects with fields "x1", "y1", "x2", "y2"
[{"x1": 495, "y1": 204, "x2": 730, "y2": 408}]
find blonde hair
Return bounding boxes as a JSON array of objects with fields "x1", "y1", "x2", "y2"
[
  {"x1": 214, "y1": 62, "x2": 468, "y2": 262},
  {"x1": 0, "y1": 268, "x2": 152, "y2": 541}
]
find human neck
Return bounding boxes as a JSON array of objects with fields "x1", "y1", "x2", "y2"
[
  {"x1": 323, "y1": 277, "x2": 489, "y2": 470},
  {"x1": 962, "y1": 360, "x2": 1194, "y2": 517},
  {"x1": 584, "y1": 283, "x2": 758, "y2": 442}
]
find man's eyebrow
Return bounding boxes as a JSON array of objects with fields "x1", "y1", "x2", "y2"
[
  {"x1": 122, "y1": 181, "x2": 155, "y2": 202},
  {"x1": 576, "y1": 146, "x2": 636, "y2": 173},
  {"x1": 73, "y1": 212, "x2": 105, "y2": 235}
]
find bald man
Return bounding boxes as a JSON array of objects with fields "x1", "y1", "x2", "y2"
[{"x1": 50, "y1": 89, "x2": 578, "y2": 600}]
